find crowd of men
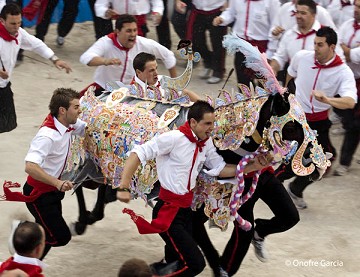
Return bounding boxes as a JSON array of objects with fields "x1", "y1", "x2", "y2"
[{"x1": 0, "y1": 0, "x2": 359, "y2": 276}]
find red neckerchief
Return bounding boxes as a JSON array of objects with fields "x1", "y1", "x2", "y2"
[
  {"x1": 40, "y1": 113, "x2": 58, "y2": 131},
  {"x1": 297, "y1": 29, "x2": 316, "y2": 40},
  {"x1": 178, "y1": 121, "x2": 208, "y2": 152},
  {"x1": 107, "y1": 33, "x2": 130, "y2": 51},
  {"x1": 312, "y1": 55, "x2": 343, "y2": 69},
  {"x1": 0, "y1": 257, "x2": 44, "y2": 277},
  {"x1": 0, "y1": 22, "x2": 18, "y2": 44}
]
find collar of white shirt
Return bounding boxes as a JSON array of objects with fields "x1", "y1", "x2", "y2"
[
  {"x1": 13, "y1": 253, "x2": 48, "y2": 269},
  {"x1": 53, "y1": 116, "x2": 70, "y2": 135}
]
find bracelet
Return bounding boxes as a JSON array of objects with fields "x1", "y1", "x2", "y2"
[
  {"x1": 59, "y1": 181, "x2": 66, "y2": 191},
  {"x1": 117, "y1": 187, "x2": 131, "y2": 193},
  {"x1": 50, "y1": 55, "x2": 60, "y2": 64}
]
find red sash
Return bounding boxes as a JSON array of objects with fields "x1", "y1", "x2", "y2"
[
  {"x1": 0, "y1": 115, "x2": 61, "y2": 202},
  {"x1": 22, "y1": 0, "x2": 49, "y2": 24},
  {"x1": 123, "y1": 122, "x2": 208, "y2": 234}
]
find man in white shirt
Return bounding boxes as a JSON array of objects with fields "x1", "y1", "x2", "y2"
[
  {"x1": 0, "y1": 221, "x2": 46, "y2": 276},
  {"x1": 285, "y1": 27, "x2": 357, "y2": 208},
  {"x1": 79, "y1": 14, "x2": 177, "y2": 96},
  {"x1": 131, "y1": 51, "x2": 200, "y2": 102},
  {"x1": 213, "y1": 0, "x2": 280, "y2": 85},
  {"x1": 8, "y1": 88, "x2": 87, "y2": 259},
  {"x1": 327, "y1": 0, "x2": 354, "y2": 27},
  {"x1": 94, "y1": 0, "x2": 164, "y2": 37},
  {"x1": 270, "y1": 0, "x2": 345, "y2": 80},
  {"x1": 332, "y1": 0, "x2": 360, "y2": 176},
  {"x1": 117, "y1": 100, "x2": 273, "y2": 276},
  {"x1": 0, "y1": 4, "x2": 72, "y2": 133},
  {"x1": 176, "y1": 0, "x2": 227, "y2": 84},
  {"x1": 270, "y1": 0, "x2": 336, "y2": 44}
]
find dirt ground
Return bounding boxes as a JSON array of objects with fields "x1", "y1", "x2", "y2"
[{"x1": 0, "y1": 22, "x2": 359, "y2": 277}]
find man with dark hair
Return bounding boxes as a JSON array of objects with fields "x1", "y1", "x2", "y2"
[
  {"x1": 0, "y1": 3, "x2": 72, "y2": 133},
  {"x1": 0, "y1": 221, "x2": 46, "y2": 277},
  {"x1": 80, "y1": 14, "x2": 176, "y2": 96},
  {"x1": 132, "y1": 52, "x2": 199, "y2": 101},
  {"x1": 118, "y1": 100, "x2": 273, "y2": 276},
  {"x1": 118, "y1": 258, "x2": 152, "y2": 277},
  {"x1": 2, "y1": 88, "x2": 86, "y2": 259},
  {"x1": 282, "y1": 26, "x2": 357, "y2": 209}
]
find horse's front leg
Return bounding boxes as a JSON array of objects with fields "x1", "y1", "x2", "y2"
[
  {"x1": 87, "y1": 184, "x2": 107, "y2": 224},
  {"x1": 70, "y1": 185, "x2": 89, "y2": 236}
]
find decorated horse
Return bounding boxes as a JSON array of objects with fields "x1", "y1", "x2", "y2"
[{"x1": 63, "y1": 35, "x2": 330, "y2": 235}]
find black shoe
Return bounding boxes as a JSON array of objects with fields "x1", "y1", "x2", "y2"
[{"x1": 150, "y1": 260, "x2": 179, "y2": 275}]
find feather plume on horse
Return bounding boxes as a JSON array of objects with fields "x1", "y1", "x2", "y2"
[{"x1": 222, "y1": 33, "x2": 286, "y2": 96}]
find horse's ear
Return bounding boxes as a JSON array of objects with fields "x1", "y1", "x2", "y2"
[{"x1": 287, "y1": 79, "x2": 296, "y2": 94}]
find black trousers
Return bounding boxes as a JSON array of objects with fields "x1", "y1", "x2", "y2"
[
  {"x1": 35, "y1": 0, "x2": 80, "y2": 41},
  {"x1": 153, "y1": 200, "x2": 206, "y2": 277},
  {"x1": 191, "y1": 10, "x2": 226, "y2": 79},
  {"x1": 156, "y1": 0, "x2": 171, "y2": 49},
  {"x1": 193, "y1": 171, "x2": 299, "y2": 276},
  {"x1": 23, "y1": 183, "x2": 71, "y2": 259},
  {"x1": 0, "y1": 82, "x2": 17, "y2": 133},
  {"x1": 334, "y1": 106, "x2": 360, "y2": 167},
  {"x1": 276, "y1": 119, "x2": 335, "y2": 197},
  {"x1": 87, "y1": 0, "x2": 113, "y2": 40}
]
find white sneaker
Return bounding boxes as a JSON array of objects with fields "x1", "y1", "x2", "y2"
[
  {"x1": 199, "y1": 68, "x2": 212, "y2": 79},
  {"x1": 287, "y1": 185, "x2": 307, "y2": 209},
  {"x1": 56, "y1": 36, "x2": 65, "y2": 46},
  {"x1": 219, "y1": 267, "x2": 229, "y2": 277},
  {"x1": 207, "y1": 76, "x2": 222, "y2": 84},
  {"x1": 330, "y1": 126, "x2": 345, "y2": 135},
  {"x1": 333, "y1": 165, "x2": 349, "y2": 176},
  {"x1": 251, "y1": 235, "x2": 268, "y2": 262},
  {"x1": 8, "y1": 220, "x2": 22, "y2": 255}
]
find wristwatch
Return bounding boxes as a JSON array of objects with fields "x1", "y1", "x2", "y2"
[{"x1": 50, "y1": 55, "x2": 60, "y2": 64}]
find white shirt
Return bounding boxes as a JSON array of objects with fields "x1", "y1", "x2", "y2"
[
  {"x1": 220, "y1": 0, "x2": 280, "y2": 41},
  {"x1": 270, "y1": 2, "x2": 336, "y2": 40},
  {"x1": 219, "y1": 0, "x2": 280, "y2": 57},
  {"x1": 192, "y1": 0, "x2": 227, "y2": 11},
  {"x1": 25, "y1": 117, "x2": 86, "y2": 179},
  {"x1": 272, "y1": 20, "x2": 345, "y2": 70},
  {"x1": 94, "y1": 0, "x2": 164, "y2": 18},
  {"x1": 327, "y1": 0, "x2": 354, "y2": 27},
  {"x1": 80, "y1": 35, "x2": 176, "y2": 88},
  {"x1": 132, "y1": 130, "x2": 226, "y2": 195},
  {"x1": 0, "y1": 0, "x2": 5, "y2": 12},
  {"x1": 288, "y1": 50, "x2": 357, "y2": 113},
  {"x1": 339, "y1": 19, "x2": 360, "y2": 79},
  {"x1": 13, "y1": 253, "x2": 47, "y2": 270},
  {"x1": 0, "y1": 27, "x2": 54, "y2": 88}
]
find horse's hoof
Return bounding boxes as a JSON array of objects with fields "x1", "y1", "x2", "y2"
[{"x1": 69, "y1": 222, "x2": 87, "y2": 236}]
